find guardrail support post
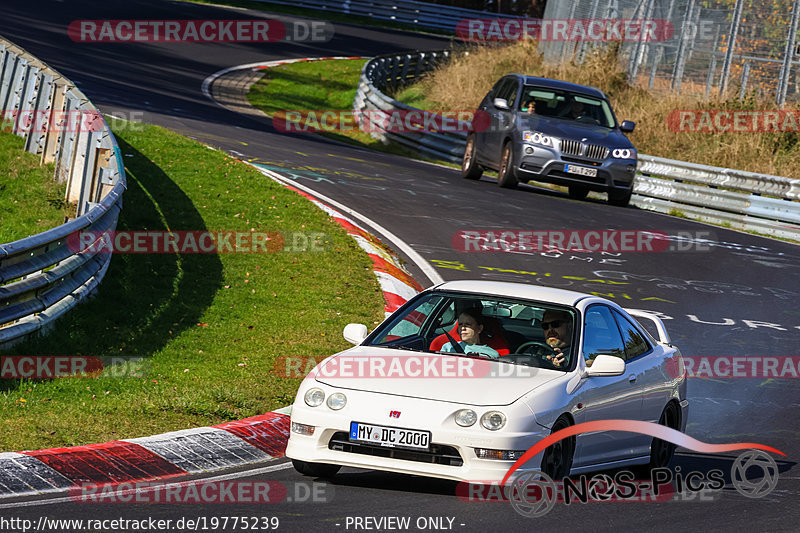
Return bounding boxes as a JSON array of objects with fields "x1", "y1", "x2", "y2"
[{"x1": 42, "y1": 80, "x2": 66, "y2": 165}]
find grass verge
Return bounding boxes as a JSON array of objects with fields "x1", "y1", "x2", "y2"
[
  {"x1": 246, "y1": 58, "x2": 451, "y2": 164},
  {"x1": 0, "y1": 130, "x2": 71, "y2": 243},
  {"x1": 0, "y1": 122, "x2": 385, "y2": 452}
]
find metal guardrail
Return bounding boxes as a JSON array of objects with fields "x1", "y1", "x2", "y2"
[
  {"x1": 253, "y1": 0, "x2": 520, "y2": 32},
  {"x1": 0, "y1": 37, "x2": 126, "y2": 349},
  {"x1": 354, "y1": 50, "x2": 800, "y2": 241},
  {"x1": 355, "y1": 50, "x2": 471, "y2": 162}
]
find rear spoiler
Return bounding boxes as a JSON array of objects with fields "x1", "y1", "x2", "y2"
[{"x1": 625, "y1": 309, "x2": 671, "y2": 345}]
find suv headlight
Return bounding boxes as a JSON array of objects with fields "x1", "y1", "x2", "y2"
[
  {"x1": 523, "y1": 131, "x2": 556, "y2": 147},
  {"x1": 612, "y1": 148, "x2": 636, "y2": 159}
]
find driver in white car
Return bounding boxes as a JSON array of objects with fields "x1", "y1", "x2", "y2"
[{"x1": 540, "y1": 309, "x2": 573, "y2": 368}]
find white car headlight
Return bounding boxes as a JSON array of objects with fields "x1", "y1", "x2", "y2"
[
  {"x1": 612, "y1": 148, "x2": 635, "y2": 159},
  {"x1": 326, "y1": 392, "x2": 347, "y2": 410},
  {"x1": 455, "y1": 409, "x2": 477, "y2": 427},
  {"x1": 481, "y1": 411, "x2": 507, "y2": 431},
  {"x1": 304, "y1": 388, "x2": 325, "y2": 407},
  {"x1": 523, "y1": 131, "x2": 555, "y2": 147}
]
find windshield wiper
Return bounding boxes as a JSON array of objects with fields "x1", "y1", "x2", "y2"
[
  {"x1": 379, "y1": 344, "x2": 419, "y2": 351},
  {"x1": 436, "y1": 350, "x2": 497, "y2": 361}
]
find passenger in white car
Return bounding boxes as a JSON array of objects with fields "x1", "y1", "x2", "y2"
[{"x1": 441, "y1": 308, "x2": 500, "y2": 359}]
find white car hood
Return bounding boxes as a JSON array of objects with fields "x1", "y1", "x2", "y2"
[{"x1": 313, "y1": 346, "x2": 561, "y2": 406}]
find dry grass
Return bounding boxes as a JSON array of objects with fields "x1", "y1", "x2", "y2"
[{"x1": 396, "y1": 43, "x2": 800, "y2": 179}]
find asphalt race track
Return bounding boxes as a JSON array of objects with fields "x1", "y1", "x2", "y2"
[{"x1": 1, "y1": 0, "x2": 799, "y2": 530}]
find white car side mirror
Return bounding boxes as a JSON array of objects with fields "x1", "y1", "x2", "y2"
[
  {"x1": 585, "y1": 355, "x2": 626, "y2": 376},
  {"x1": 343, "y1": 323, "x2": 368, "y2": 345}
]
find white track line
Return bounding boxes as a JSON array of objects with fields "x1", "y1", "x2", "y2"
[{"x1": 256, "y1": 166, "x2": 443, "y2": 287}]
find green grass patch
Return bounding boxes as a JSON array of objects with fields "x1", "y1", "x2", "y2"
[
  {"x1": 0, "y1": 130, "x2": 71, "y2": 243},
  {"x1": 0, "y1": 122, "x2": 384, "y2": 452},
  {"x1": 247, "y1": 59, "x2": 446, "y2": 162},
  {"x1": 392, "y1": 85, "x2": 438, "y2": 111}
]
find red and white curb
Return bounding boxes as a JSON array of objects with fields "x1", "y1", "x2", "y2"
[
  {"x1": 252, "y1": 165, "x2": 425, "y2": 315},
  {"x1": 0, "y1": 410, "x2": 290, "y2": 498}
]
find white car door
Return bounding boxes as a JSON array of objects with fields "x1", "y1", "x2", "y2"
[
  {"x1": 612, "y1": 309, "x2": 671, "y2": 425},
  {"x1": 571, "y1": 305, "x2": 648, "y2": 468}
]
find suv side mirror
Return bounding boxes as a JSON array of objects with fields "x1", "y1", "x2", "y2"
[
  {"x1": 493, "y1": 98, "x2": 510, "y2": 110},
  {"x1": 585, "y1": 355, "x2": 626, "y2": 376},
  {"x1": 620, "y1": 120, "x2": 635, "y2": 133}
]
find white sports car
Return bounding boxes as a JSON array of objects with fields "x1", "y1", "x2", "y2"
[{"x1": 286, "y1": 280, "x2": 688, "y2": 483}]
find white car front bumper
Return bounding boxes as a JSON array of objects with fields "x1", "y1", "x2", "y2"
[{"x1": 285, "y1": 389, "x2": 548, "y2": 484}]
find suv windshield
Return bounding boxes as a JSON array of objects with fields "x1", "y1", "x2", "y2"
[
  {"x1": 520, "y1": 86, "x2": 616, "y2": 128},
  {"x1": 365, "y1": 291, "x2": 577, "y2": 371}
]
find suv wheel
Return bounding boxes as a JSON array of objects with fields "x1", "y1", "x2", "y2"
[
  {"x1": 568, "y1": 185, "x2": 589, "y2": 200},
  {"x1": 462, "y1": 134, "x2": 484, "y2": 180},
  {"x1": 497, "y1": 142, "x2": 518, "y2": 189},
  {"x1": 608, "y1": 187, "x2": 632, "y2": 207}
]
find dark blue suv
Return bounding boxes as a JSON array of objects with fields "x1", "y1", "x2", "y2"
[{"x1": 462, "y1": 74, "x2": 637, "y2": 207}]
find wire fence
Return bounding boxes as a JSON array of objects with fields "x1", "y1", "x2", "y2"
[{"x1": 540, "y1": 0, "x2": 800, "y2": 105}]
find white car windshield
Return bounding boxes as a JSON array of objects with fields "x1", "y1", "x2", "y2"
[{"x1": 365, "y1": 291, "x2": 578, "y2": 371}]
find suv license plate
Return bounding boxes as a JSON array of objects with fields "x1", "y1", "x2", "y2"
[
  {"x1": 350, "y1": 422, "x2": 431, "y2": 450},
  {"x1": 565, "y1": 164, "x2": 598, "y2": 177}
]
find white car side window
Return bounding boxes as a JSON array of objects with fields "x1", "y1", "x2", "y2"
[
  {"x1": 612, "y1": 310, "x2": 652, "y2": 360},
  {"x1": 583, "y1": 306, "x2": 626, "y2": 362}
]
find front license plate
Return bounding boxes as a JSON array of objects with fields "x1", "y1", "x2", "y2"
[
  {"x1": 350, "y1": 422, "x2": 431, "y2": 450},
  {"x1": 564, "y1": 164, "x2": 598, "y2": 177}
]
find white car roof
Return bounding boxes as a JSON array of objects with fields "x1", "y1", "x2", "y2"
[{"x1": 431, "y1": 280, "x2": 590, "y2": 307}]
